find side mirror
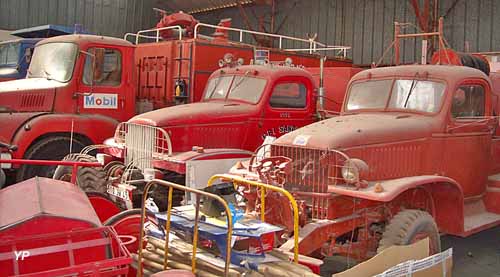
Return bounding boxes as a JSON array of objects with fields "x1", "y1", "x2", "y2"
[{"x1": 25, "y1": 48, "x2": 32, "y2": 64}]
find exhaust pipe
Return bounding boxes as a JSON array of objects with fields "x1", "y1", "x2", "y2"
[{"x1": 318, "y1": 56, "x2": 325, "y2": 111}]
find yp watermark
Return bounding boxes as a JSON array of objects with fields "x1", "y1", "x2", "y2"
[{"x1": 14, "y1": 251, "x2": 30, "y2": 260}]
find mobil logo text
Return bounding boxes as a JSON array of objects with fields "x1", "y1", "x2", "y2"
[{"x1": 84, "y1": 93, "x2": 118, "y2": 109}]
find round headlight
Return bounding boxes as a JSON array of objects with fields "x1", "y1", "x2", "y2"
[{"x1": 341, "y1": 159, "x2": 368, "y2": 184}]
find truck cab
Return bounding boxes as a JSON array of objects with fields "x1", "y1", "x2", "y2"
[
  {"x1": 0, "y1": 25, "x2": 88, "y2": 82},
  {"x1": 0, "y1": 34, "x2": 135, "y2": 181},
  {"x1": 227, "y1": 62, "x2": 500, "y2": 260}
]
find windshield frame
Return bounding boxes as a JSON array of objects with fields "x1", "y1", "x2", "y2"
[
  {"x1": 27, "y1": 42, "x2": 79, "y2": 83},
  {"x1": 344, "y1": 77, "x2": 448, "y2": 115},
  {"x1": 202, "y1": 74, "x2": 268, "y2": 105}
]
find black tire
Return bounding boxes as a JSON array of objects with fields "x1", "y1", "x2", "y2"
[
  {"x1": 377, "y1": 209, "x2": 441, "y2": 254},
  {"x1": 53, "y1": 153, "x2": 108, "y2": 194},
  {"x1": 17, "y1": 136, "x2": 86, "y2": 181}
]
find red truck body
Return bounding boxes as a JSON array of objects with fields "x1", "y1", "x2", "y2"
[
  {"x1": 0, "y1": 14, "x2": 351, "y2": 182},
  {"x1": 227, "y1": 62, "x2": 500, "y2": 262}
]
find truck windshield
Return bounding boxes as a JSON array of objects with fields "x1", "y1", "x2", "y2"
[
  {"x1": 203, "y1": 75, "x2": 267, "y2": 104},
  {"x1": 28, "y1": 42, "x2": 78, "y2": 82},
  {"x1": 346, "y1": 79, "x2": 445, "y2": 113},
  {"x1": 0, "y1": 42, "x2": 20, "y2": 66}
]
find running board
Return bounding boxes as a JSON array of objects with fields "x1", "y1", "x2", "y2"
[{"x1": 463, "y1": 197, "x2": 500, "y2": 236}]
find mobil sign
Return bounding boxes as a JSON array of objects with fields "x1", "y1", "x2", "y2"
[{"x1": 84, "y1": 93, "x2": 118, "y2": 109}]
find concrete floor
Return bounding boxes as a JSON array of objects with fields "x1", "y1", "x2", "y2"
[
  {"x1": 321, "y1": 225, "x2": 500, "y2": 276},
  {"x1": 441, "y1": 225, "x2": 500, "y2": 277}
]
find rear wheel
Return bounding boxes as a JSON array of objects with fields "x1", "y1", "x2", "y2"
[
  {"x1": 377, "y1": 209, "x2": 441, "y2": 254},
  {"x1": 53, "y1": 153, "x2": 108, "y2": 194},
  {"x1": 17, "y1": 136, "x2": 86, "y2": 181}
]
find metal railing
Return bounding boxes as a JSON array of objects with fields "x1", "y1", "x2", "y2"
[
  {"x1": 0, "y1": 159, "x2": 101, "y2": 184},
  {"x1": 137, "y1": 179, "x2": 233, "y2": 276},
  {"x1": 126, "y1": 22, "x2": 350, "y2": 57},
  {"x1": 124, "y1": 25, "x2": 183, "y2": 44},
  {"x1": 194, "y1": 22, "x2": 350, "y2": 56},
  {"x1": 207, "y1": 173, "x2": 300, "y2": 264},
  {"x1": 114, "y1": 122, "x2": 172, "y2": 170}
]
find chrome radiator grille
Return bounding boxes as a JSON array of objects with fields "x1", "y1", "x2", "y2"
[
  {"x1": 114, "y1": 123, "x2": 172, "y2": 170},
  {"x1": 270, "y1": 144, "x2": 350, "y2": 219}
]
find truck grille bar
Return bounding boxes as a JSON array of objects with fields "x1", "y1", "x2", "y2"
[
  {"x1": 114, "y1": 123, "x2": 172, "y2": 170},
  {"x1": 271, "y1": 145, "x2": 350, "y2": 219}
]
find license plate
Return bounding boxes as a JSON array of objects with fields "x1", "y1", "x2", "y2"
[{"x1": 107, "y1": 184, "x2": 131, "y2": 202}]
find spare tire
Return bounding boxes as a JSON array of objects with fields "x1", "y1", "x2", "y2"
[{"x1": 53, "y1": 153, "x2": 108, "y2": 194}]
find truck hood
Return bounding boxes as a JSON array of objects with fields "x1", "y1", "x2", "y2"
[
  {"x1": 0, "y1": 78, "x2": 60, "y2": 113},
  {"x1": 274, "y1": 113, "x2": 436, "y2": 149},
  {"x1": 129, "y1": 101, "x2": 258, "y2": 127}
]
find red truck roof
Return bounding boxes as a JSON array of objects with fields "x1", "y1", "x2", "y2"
[{"x1": 38, "y1": 34, "x2": 133, "y2": 47}]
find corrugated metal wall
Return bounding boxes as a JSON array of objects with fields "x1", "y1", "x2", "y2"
[
  {"x1": 0, "y1": 0, "x2": 159, "y2": 38},
  {"x1": 196, "y1": 0, "x2": 500, "y2": 64},
  {"x1": 1, "y1": 0, "x2": 498, "y2": 64}
]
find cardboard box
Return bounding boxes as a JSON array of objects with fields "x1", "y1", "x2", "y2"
[{"x1": 333, "y1": 238, "x2": 453, "y2": 277}]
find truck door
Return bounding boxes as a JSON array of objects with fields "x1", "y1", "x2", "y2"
[
  {"x1": 77, "y1": 47, "x2": 130, "y2": 122},
  {"x1": 260, "y1": 77, "x2": 316, "y2": 141},
  {"x1": 443, "y1": 82, "x2": 494, "y2": 197}
]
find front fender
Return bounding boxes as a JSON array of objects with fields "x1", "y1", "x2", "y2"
[
  {"x1": 329, "y1": 175, "x2": 465, "y2": 235},
  {"x1": 328, "y1": 175, "x2": 463, "y2": 202},
  {"x1": 11, "y1": 114, "x2": 120, "y2": 159}
]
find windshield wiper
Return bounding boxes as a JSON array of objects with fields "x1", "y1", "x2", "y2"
[
  {"x1": 43, "y1": 69, "x2": 53, "y2": 81},
  {"x1": 206, "y1": 77, "x2": 223, "y2": 99},
  {"x1": 403, "y1": 74, "x2": 420, "y2": 108}
]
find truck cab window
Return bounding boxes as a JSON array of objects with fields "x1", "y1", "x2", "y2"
[
  {"x1": 269, "y1": 82, "x2": 307, "y2": 108},
  {"x1": 451, "y1": 85, "x2": 485, "y2": 118},
  {"x1": 83, "y1": 48, "x2": 122, "y2": 87}
]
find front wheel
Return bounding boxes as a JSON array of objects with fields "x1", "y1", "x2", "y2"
[
  {"x1": 17, "y1": 136, "x2": 86, "y2": 181},
  {"x1": 377, "y1": 209, "x2": 441, "y2": 254}
]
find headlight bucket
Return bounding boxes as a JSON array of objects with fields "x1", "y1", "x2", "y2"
[{"x1": 341, "y1": 158, "x2": 369, "y2": 185}]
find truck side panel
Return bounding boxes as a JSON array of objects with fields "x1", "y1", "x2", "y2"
[{"x1": 10, "y1": 114, "x2": 119, "y2": 159}]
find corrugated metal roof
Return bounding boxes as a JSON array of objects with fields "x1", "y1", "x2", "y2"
[{"x1": 160, "y1": 0, "x2": 254, "y2": 14}]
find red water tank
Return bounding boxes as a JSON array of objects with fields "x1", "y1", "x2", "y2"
[{"x1": 0, "y1": 177, "x2": 101, "y2": 239}]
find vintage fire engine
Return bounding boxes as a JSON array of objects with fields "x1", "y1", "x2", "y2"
[
  {"x1": 226, "y1": 50, "x2": 500, "y2": 263},
  {"x1": 0, "y1": 11, "x2": 350, "y2": 183},
  {"x1": 223, "y1": 19, "x2": 500, "y2": 263}
]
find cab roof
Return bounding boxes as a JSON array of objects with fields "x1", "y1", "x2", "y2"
[
  {"x1": 211, "y1": 64, "x2": 314, "y2": 80},
  {"x1": 352, "y1": 64, "x2": 489, "y2": 84},
  {"x1": 37, "y1": 34, "x2": 133, "y2": 47}
]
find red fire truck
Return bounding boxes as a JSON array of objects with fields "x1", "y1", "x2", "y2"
[{"x1": 0, "y1": 12, "x2": 351, "y2": 183}]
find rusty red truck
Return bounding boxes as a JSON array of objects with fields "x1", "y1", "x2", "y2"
[
  {"x1": 225, "y1": 50, "x2": 500, "y2": 267},
  {"x1": 0, "y1": 11, "x2": 351, "y2": 183}
]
